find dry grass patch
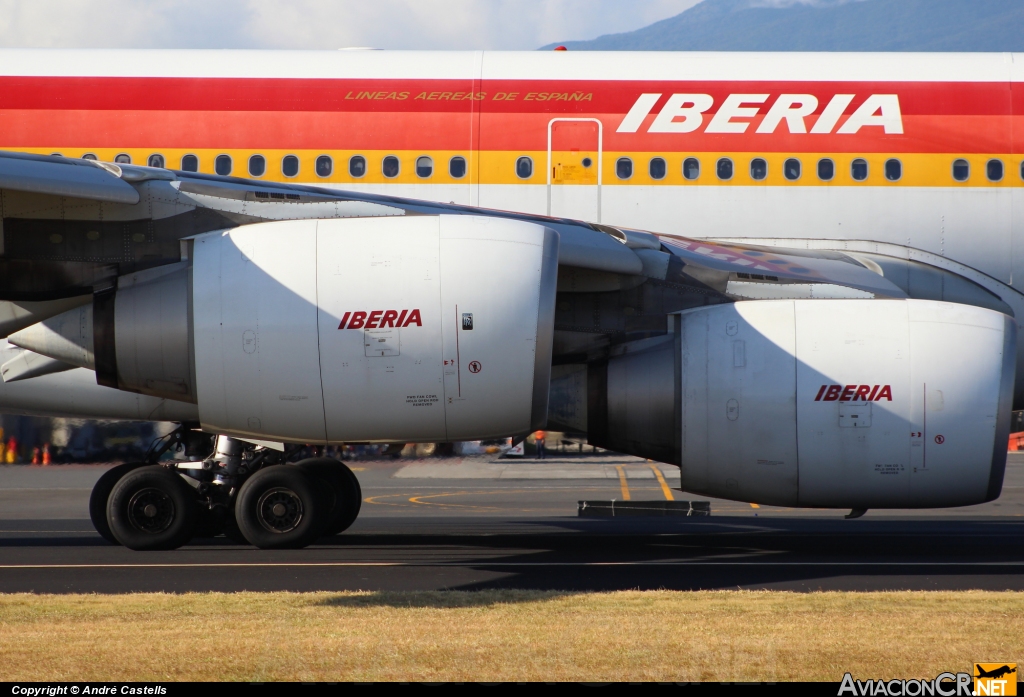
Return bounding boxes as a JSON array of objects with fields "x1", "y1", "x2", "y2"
[{"x1": 0, "y1": 590, "x2": 1020, "y2": 682}]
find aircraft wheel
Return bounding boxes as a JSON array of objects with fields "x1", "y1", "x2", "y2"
[
  {"x1": 106, "y1": 466, "x2": 198, "y2": 551},
  {"x1": 235, "y1": 465, "x2": 325, "y2": 549},
  {"x1": 297, "y1": 458, "x2": 362, "y2": 536},
  {"x1": 89, "y1": 462, "x2": 148, "y2": 544},
  {"x1": 221, "y1": 511, "x2": 249, "y2": 545}
]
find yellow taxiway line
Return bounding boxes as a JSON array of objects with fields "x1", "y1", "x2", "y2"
[
  {"x1": 614, "y1": 465, "x2": 631, "y2": 501},
  {"x1": 650, "y1": 465, "x2": 675, "y2": 501}
]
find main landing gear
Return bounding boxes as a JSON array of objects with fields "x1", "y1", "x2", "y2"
[{"x1": 89, "y1": 427, "x2": 362, "y2": 551}]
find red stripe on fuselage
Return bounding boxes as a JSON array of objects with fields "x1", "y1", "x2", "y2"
[
  {"x1": 0, "y1": 76, "x2": 1016, "y2": 153},
  {"x1": 0, "y1": 77, "x2": 1011, "y2": 116}
]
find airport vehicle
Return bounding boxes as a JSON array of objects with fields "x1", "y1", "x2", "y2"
[{"x1": 0, "y1": 49, "x2": 1018, "y2": 549}]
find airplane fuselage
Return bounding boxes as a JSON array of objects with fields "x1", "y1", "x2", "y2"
[{"x1": 0, "y1": 48, "x2": 1021, "y2": 291}]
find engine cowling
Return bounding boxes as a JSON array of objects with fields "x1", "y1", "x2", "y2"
[
  {"x1": 189, "y1": 215, "x2": 558, "y2": 443},
  {"x1": 12, "y1": 215, "x2": 559, "y2": 443},
  {"x1": 576, "y1": 299, "x2": 1016, "y2": 509}
]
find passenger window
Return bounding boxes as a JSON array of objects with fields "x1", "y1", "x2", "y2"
[
  {"x1": 282, "y1": 155, "x2": 299, "y2": 177},
  {"x1": 82, "y1": 153, "x2": 97, "y2": 161},
  {"x1": 416, "y1": 156, "x2": 433, "y2": 178},
  {"x1": 114, "y1": 153, "x2": 131, "y2": 164},
  {"x1": 348, "y1": 155, "x2": 366, "y2": 178},
  {"x1": 449, "y1": 156, "x2": 467, "y2": 179},
  {"x1": 382, "y1": 155, "x2": 400, "y2": 178},
  {"x1": 953, "y1": 159, "x2": 969, "y2": 182},
  {"x1": 750, "y1": 158, "x2": 767, "y2": 181},
  {"x1": 1020, "y1": 161, "x2": 1024, "y2": 181},
  {"x1": 180, "y1": 154, "x2": 199, "y2": 172},
  {"x1": 215, "y1": 154, "x2": 232, "y2": 176},
  {"x1": 616, "y1": 157, "x2": 633, "y2": 180},
  {"x1": 851, "y1": 158, "x2": 868, "y2": 181},
  {"x1": 885, "y1": 158, "x2": 902, "y2": 181},
  {"x1": 248, "y1": 154, "x2": 266, "y2": 177},
  {"x1": 784, "y1": 158, "x2": 801, "y2": 181},
  {"x1": 648, "y1": 157, "x2": 666, "y2": 180},
  {"x1": 817, "y1": 158, "x2": 835, "y2": 181},
  {"x1": 147, "y1": 154, "x2": 165, "y2": 168},
  {"x1": 683, "y1": 157, "x2": 700, "y2": 180},
  {"x1": 716, "y1": 157, "x2": 733, "y2": 181},
  {"x1": 987, "y1": 159, "x2": 1004, "y2": 182},
  {"x1": 515, "y1": 156, "x2": 533, "y2": 179},
  {"x1": 315, "y1": 155, "x2": 333, "y2": 177}
]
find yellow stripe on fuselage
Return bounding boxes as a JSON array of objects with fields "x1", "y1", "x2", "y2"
[{"x1": 21, "y1": 147, "x2": 1024, "y2": 188}]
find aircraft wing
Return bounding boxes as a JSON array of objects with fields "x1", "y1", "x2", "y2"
[
  {"x1": 0, "y1": 151, "x2": 140, "y2": 205},
  {"x1": 0, "y1": 149, "x2": 1000, "y2": 307}
]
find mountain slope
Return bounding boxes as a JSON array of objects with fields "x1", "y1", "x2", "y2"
[{"x1": 541, "y1": 0, "x2": 1024, "y2": 52}]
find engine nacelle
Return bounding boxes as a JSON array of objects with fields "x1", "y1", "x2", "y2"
[
  {"x1": 188, "y1": 215, "x2": 558, "y2": 443},
  {"x1": 580, "y1": 299, "x2": 1015, "y2": 509},
  {"x1": 14, "y1": 215, "x2": 558, "y2": 443}
]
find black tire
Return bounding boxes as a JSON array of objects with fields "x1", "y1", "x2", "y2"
[
  {"x1": 106, "y1": 466, "x2": 198, "y2": 551},
  {"x1": 89, "y1": 462, "x2": 147, "y2": 544},
  {"x1": 235, "y1": 465, "x2": 325, "y2": 549},
  {"x1": 221, "y1": 510, "x2": 249, "y2": 545},
  {"x1": 335, "y1": 463, "x2": 362, "y2": 533},
  {"x1": 297, "y1": 458, "x2": 363, "y2": 536}
]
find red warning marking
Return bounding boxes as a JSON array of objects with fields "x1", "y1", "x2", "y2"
[
  {"x1": 468, "y1": 361, "x2": 482, "y2": 374},
  {"x1": 934, "y1": 435, "x2": 945, "y2": 444}
]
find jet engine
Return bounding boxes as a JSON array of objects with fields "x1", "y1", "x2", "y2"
[
  {"x1": 563, "y1": 299, "x2": 1015, "y2": 509},
  {"x1": 10, "y1": 215, "x2": 559, "y2": 444}
]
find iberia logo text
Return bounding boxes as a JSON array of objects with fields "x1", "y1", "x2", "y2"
[
  {"x1": 815, "y1": 384, "x2": 893, "y2": 402},
  {"x1": 338, "y1": 310, "x2": 422, "y2": 330}
]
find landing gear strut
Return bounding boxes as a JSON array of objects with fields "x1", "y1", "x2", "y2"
[{"x1": 88, "y1": 426, "x2": 363, "y2": 550}]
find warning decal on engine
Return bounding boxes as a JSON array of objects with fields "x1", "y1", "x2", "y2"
[{"x1": 406, "y1": 394, "x2": 439, "y2": 407}]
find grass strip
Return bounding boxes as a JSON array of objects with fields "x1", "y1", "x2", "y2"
[{"x1": 0, "y1": 590, "x2": 1020, "y2": 682}]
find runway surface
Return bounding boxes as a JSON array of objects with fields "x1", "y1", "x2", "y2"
[{"x1": 0, "y1": 452, "x2": 1022, "y2": 593}]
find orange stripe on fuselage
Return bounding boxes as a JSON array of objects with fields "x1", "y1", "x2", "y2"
[
  {"x1": 0, "y1": 110, "x2": 476, "y2": 150},
  {"x1": 0, "y1": 110, "x2": 1016, "y2": 154}
]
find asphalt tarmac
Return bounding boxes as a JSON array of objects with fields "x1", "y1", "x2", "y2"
[{"x1": 0, "y1": 452, "x2": 1022, "y2": 593}]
